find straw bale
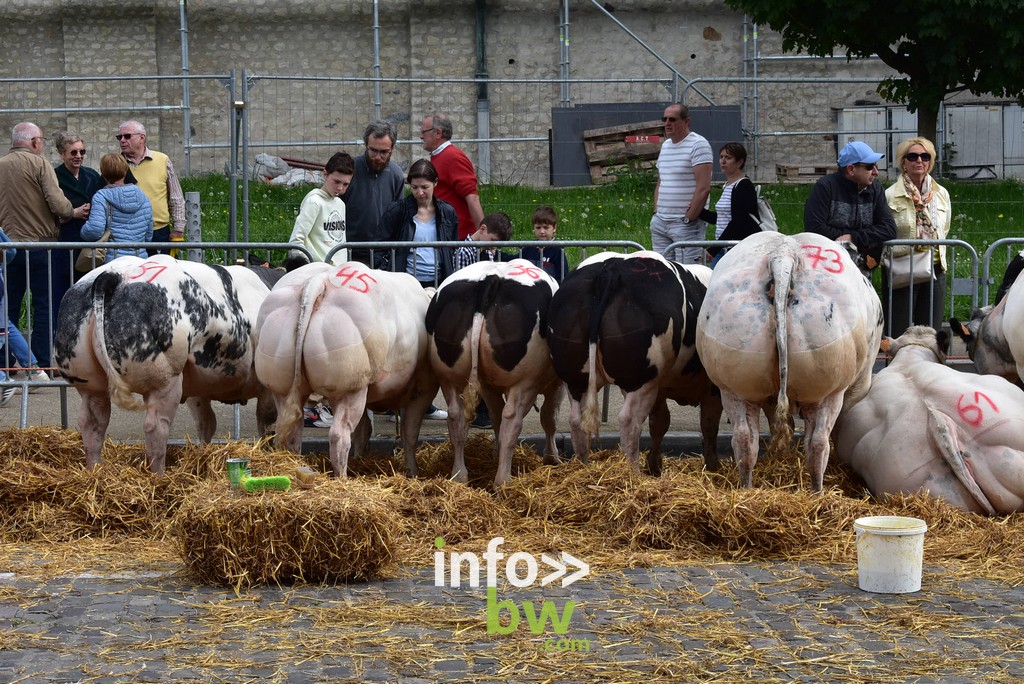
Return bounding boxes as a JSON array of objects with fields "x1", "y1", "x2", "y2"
[
  {"x1": 385, "y1": 475, "x2": 507, "y2": 553},
  {"x1": 170, "y1": 479, "x2": 400, "y2": 588}
]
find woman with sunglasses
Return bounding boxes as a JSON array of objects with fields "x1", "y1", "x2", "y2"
[
  {"x1": 54, "y1": 132, "x2": 102, "y2": 284},
  {"x1": 884, "y1": 137, "x2": 951, "y2": 336}
]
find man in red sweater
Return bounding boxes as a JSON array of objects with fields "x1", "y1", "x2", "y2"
[{"x1": 419, "y1": 112, "x2": 484, "y2": 240}]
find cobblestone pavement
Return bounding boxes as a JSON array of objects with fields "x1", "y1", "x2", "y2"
[{"x1": 2, "y1": 560, "x2": 1023, "y2": 683}]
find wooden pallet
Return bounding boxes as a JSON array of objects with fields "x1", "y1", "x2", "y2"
[
  {"x1": 583, "y1": 120, "x2": 664, "y2": 184},
  {"x1": 776, "y1": 163, "x2": 833, "y2": 183}
]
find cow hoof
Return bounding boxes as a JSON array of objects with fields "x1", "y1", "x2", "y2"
[{"x1": 542, "y1": 454, "x2": 561, "y2": 466}]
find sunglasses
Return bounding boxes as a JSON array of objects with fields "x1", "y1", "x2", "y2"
[
  {"x1": 68, "y1": 149, "x2": 86, "y2": 156},
  {"x1": 905, "y1": 152, "x2": 932, "y2": 162},
  {"x1": 661, "y1": 116, "x2": 679, "y2": 123},
  {"x1": 855, "y1": 162, "x2": 878, "y2": 170},
  {"x1": 115, "y1": 133, "x2": 136, "y2": 141}
]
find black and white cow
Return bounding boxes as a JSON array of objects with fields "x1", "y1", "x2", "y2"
[
  {"x1": 54, "y1": 255, "x2": 280, "y2": 473},
  {"x1": 547, "y1": 251, "x2": 722, "y2": 475},
  {"x1": 425, "y1": 258, "x2": 564, "y2": 488}
]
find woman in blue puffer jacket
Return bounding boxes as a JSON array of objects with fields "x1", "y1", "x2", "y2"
[{"x1": 81, "y1": 153, "x2": 153, "y2": 263}]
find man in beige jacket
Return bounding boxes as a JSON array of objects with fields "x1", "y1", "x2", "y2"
[{"x1": 0, "y1": 122, "x2": 76, "y2": 371}]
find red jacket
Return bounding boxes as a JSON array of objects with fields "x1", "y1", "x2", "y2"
[{"x1": 431, "y1": 144, "x2": 478, "y2": 240}]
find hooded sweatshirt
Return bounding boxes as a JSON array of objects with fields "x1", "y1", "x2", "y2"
[{"x1": 81, "y1": 184, "x2": 154, "y2": 261}]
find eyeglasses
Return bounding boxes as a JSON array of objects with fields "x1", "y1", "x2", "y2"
[
  {"x1": 68, "y1": 149, "x2": 86, "y2": 156},
  {"x1": 661, "y1": 116, "x2": 679, "y2": 123},
  {"x1": 420, "y1": 128, "x2": 437, "y2": 135},
  {"x1": 905, "y1": 152, "x2": 932, "y2": 162},
  {"x1": 31, "y1": 136, "x2": 46, "y2": 143},
  {"x1": 367, "y1": 146, "x2": 393, "y2": 157},
  {"x1": 115, "y1": 133, "x2": 136, "y2": 141},
  {"x1": 855, "y1": 163, "x2": 878, "y2": 170}
]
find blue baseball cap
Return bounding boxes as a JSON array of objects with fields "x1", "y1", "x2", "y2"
[{"x1": 837, "y1": 141, "x2": 884, "y2": 167}]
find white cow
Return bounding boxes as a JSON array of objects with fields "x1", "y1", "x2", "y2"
[
  {"x1": 54, "y1": 255, "x2": 279, "y2": 473},
  {"x1": 696, "y1": 232, "x2": 883, "y2": 491},
  {"x1": 951, "y1": 272, "x2": 1024, "y2": 387},
  {"x1": 425, "y1": 259, "x2": 563, "y2": 488},
  {"x1": 254, "y1": 261, "x2": 437, "y2": 478},
  {"x1": 835, "y1": 326, "x2": 1024, "y2": 515}
]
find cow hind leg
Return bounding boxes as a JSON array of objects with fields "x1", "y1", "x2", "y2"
[
  {"x1": 399, "y1": 389, "x2": 434, "y2": 478},
  {"x1": 567, "y1": 396, "x2": 590, "y2": 463},
  {"x1": 273, "y1": 392, "x2": 305, "y2": 455},
  {"x1": 803, "y1": 394, "x2": 844, "y2": 493},
  {"x1": 539, "y1": 382, "x2": 564, "y2": 466},
  {"x1": 723, "y1": 391, "x2": 760, "y2": 488},
  {"x1": 618, "y1": 382, "x2": 660, "y2": 471},
  {"x1": 647, "y1": 397, "x2": 670, "y2": 476},
  {"x1": 78, "y1": 391, "x2": 112, "y2": 470},
  {"x1": 442, "y1": 384, "x2": 470, "y2": 484},
  {"x1": 327, "y1": 391, "x2": 367, "y2": 478},
  {"x1": 699, "y1": 391, "x2": 724, "y2": 472},
  {"x1": 185, "y1": 397, "x2": 217, "y2": 443},
  {"x1": 142, "y1": 378, "x2": 184, "y2": 475},
  {"x1": 494, "y1": 388, "x2": 536, "y2": 489}
]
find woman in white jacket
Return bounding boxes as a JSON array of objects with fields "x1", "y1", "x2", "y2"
[{"x1": 884, "y1": 137, "x2": 951, "y2": 337}]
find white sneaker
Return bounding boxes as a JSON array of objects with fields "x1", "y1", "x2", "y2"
[
  {"x1": 27, "y1": 369, "x2": 50, "y2": 393},
  {"x1": 315, "y1": 401, "x2": 335, "y2": 424},
  {"x1": 0, "y1": 385, "x2": 17, "y2": 407},
  {"x1": 424, "y1": 406, "x2": 448, "y2": 421}
]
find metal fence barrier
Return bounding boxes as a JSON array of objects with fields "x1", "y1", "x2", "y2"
[{"x1": 0, "y1": 238, "x2": 1010, "y2": 433}]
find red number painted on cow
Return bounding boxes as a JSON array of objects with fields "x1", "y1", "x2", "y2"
[
  {"x1": 507, "y1": 264, "x2": 542, "y2": 280},
  {"x1": 800, "y1": 245, "x2": 844, "y2": 274},
  {"x1": 127, "y1": 261, "x2": 168, "y2": 283},
  {"x1": 333, "y1": 265, "x2": 377, "y2": 293},
  {"x1": 956, "y1": 391, "x2": 1000, "y2": 427}
]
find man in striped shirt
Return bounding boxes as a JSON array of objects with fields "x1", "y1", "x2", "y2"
[{"x1": 649, "y1": 103, "x2": 713, "y2": 264}]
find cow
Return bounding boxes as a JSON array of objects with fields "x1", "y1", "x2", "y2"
[
  {"x1": 695, "y1": 232, "x2": 884, "y2": 491},
  {"x1": 951, "y1": 273, "x2": 1024, "y2": 387},
  {"x1": 254, "y1": 261, "x2": 437, "y2": 478},
  {"x1": 547, "y1": 251, "x2": 722, "y2": 476},
  {"x1": 53, "y1": 255, "x2": 280, "y2": 473},
  {"x1": 835, "y1": 326, "x2": 1024, "y2": 515},
  {"x1": 425, "y1": 258, "x2": 563, "y2": 488}
]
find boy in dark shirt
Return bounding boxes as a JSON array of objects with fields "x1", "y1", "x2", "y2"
[{"x1": 521, "y1": 205, "x2": 570, "y2": 283}]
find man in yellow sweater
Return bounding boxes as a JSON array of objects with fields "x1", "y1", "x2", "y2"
[{"x1": 117, "y1": 120, "x2": 184, "y2": 255}]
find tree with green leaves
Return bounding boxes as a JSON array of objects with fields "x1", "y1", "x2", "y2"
[{"x1": 726, "y1": 0, "x2": 1024, "y2": 144}]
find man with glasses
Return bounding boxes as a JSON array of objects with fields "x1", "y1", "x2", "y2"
[
  {"x1": 0, "y1": 122, "x2": 75, "y2": 372},
  {"x1": 341, "y1": 119, "x2": 405, "y2": 267},
  {"x1": 804, "y1": 140, "x2": 896, "y2": 272},
  {"x1": 649, "y1": 103, "x2": 713, "y2": 264},
  {"x1": 117, "y1": 120, "x2": 184, "y2": 256},
  {"x1": 420, "y1": 111, "x2": 484, "y2": 240}
]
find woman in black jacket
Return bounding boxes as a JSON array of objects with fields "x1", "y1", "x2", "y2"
[
  {"x1": 702, "y1": 142, "x2": 760, "y2": 267},
  {"x1": 378, "y1": 158, "x2": 458, "y2": 286}
]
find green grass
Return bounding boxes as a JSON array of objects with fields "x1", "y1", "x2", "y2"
[{"x1": 182, "y1": 171, "x2": 1024, "y2": 316}]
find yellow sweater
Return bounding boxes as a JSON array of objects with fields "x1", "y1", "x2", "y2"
[{"x1": 128, "y1": 150, "x2": 171, "y2": 229}]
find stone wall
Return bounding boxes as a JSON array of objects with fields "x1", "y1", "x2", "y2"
[{"x1": 0, "y1": 1, "x2": 924, "y2": 184}]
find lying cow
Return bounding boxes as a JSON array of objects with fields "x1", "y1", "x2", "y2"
[
  {"x1": 835, "y1": 326, "x2": 1024, "y2": 514},
  {"x1": 547, "y1": 251, "x2": 721, "y2": 475},
  {"x1": 254, "y1": 261, "x2": 437, "y2": 478},
  {"x1": 54, "y1": 255, "x2": 280, "y2": 473},
  {"x1": 696, "y1": 232, "x2": 883, "y2": 491},
  {"x1": 425, "y1": 259, "x2": 563, "y2": 488},
  {"x1": 951, "y1": 272, "x2": 1024, "y2": 386}
]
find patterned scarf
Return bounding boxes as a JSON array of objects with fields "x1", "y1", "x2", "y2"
[{"x1": 902, "y1": 173, "x2": 935, "y2": 240}]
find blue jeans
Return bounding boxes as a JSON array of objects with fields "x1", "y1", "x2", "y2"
[
  {"x1": 5, "y1": 248, "x2": 57, "y2": 368},
  {"x1": 0, "y1": 320, "x2": 37, "y2": 369}
]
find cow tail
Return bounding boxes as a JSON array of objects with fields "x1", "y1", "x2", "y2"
[
  {"x1": 278, "y1": 271, "x2": 327, "y2": 441},
  {"x1": 768, "y1": 252, "x2": 794, "y2": 456},
  {"x1": 581, "y1": 263, "x2": 617, "y2": 436},
  {"x1": 92, "y1": 273, "x2": 144, "y2": 411},
  {"x1": 460, "y1": 312, "x2": 485, "y2": 422}
]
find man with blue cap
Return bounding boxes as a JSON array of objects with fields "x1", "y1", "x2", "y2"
[{"x1": 804, "y1": 140, "x2": 896, "y2": 270}]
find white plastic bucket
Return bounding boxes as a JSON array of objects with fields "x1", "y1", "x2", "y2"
[{"x1": 853, "y1": 516, "x2": 928, "y2": 594}]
